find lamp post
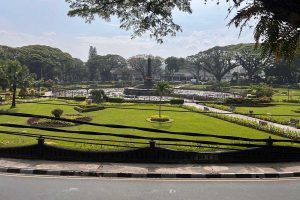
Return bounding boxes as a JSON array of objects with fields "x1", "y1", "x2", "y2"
[{"x1": 11, "y1": 72, "x2": 17, "y2": 108}]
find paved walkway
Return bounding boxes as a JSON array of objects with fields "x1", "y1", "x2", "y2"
[
  {"x1": 1, "y1": 158, "x2": 300, "y2": 178},
  {"x1": 184, "y1": 102, "x2": 300, "y2": 133}
]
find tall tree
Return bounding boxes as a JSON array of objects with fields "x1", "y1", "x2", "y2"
[
  {"x1": 186, "y1": 55, "x2": 205, "y2": 84},
  {"x1": 66, "y1": 0, "x2": 300, "y2": 60},
  {"x1": 1, "y1": 60, "x2": 35, "y2": 108},
  {"x1": 154, "y1": 82, "x2": 172, "y2": 118},
  {"x1": 87, "y1": 54, "x2": 127, "y2": 82},
  {"x1": 88, "y1": 46, "x2": 97, "y2": 60},
  {"x1": 17, "y1": 45, "x2": 84, "y2": 82},
  {"x1": 165, "y1": 57, "x2": 185, "y2": 81},
  {"x1": 127, "y1": 55, "x2": 163, "y2": 80},
  {"x1": 235, "y1": 50, "x2": 269, "y2": 83},
  {"x1": 201, "y1": 47, "x2": 238, "y2": 82},
  {"x1": 86, "y1": 46, "x2": 99, "y2": 81},
  {"x1": 264, "y1": 58, "x2": 300, "y2": 84}
]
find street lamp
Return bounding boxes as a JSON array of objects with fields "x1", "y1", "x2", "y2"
[{"x1": 11, "y1": 72, "x2": 17, "y2": 108}]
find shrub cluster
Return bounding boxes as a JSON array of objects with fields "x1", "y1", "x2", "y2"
[
  {"x1": 90, "y1": 89, "x2": 106, "y2": 103},
  {"x1": 225, "y1": 97, "x2": 271, "y2": 105},
  {"x1": 27, "y1": 114, "x2": 92, "y2": 128}
]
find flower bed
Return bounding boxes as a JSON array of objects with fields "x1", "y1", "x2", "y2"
[
  {"x1": 147, "y1": 115, "x2": 173, "y2": 123},
  {"x1": 27, "y1": 114, "x2": 92, "y2": 128}
]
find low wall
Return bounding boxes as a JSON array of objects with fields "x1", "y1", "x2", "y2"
[{"x1": 0, "y1": 139, "x2": 300, "y2": 163}]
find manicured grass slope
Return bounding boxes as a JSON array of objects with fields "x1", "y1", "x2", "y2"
[
  {"x1": 235, "y1": 102, "x2": 300, "y2": 122},
  {"x1": 0, "y1": 101, "x2": 285, "y2": 151}
]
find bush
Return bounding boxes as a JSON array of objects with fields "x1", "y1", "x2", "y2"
[
  {"x1": 170, "y1": 98, "x2": 184, "y2": 105},
  {"x1": 258, "y1": 97, "x2": 272, "y2": 103},
  {"x1": 150, "y1": 115, "x2": 171, "y2": 122},
  {"x1": 106, "y1": 97, "x2": 124, "y2": 103},
  {"x1": 73, "y1": 96, "x2": 86, "y2": 101},
  {"x1": 74, "y1": 105, "x2": 105, "y2": 113},
  {"x1": 252, "y1": 84, "x2": 274, "y2": 98},
  {"x1": 18, "y1": 88, "x2": 28, "y2": 98},
  {"x1": 90, "y1": 89, "x2": 106, "y2": 103},
  {"x1": 51, "y1": 108, "x2": 64, "y2": 118},
  {"x1": 283, "y1": 99, "x2": 300, "y2": 103},
  {"x1": 224, "y1": 96, "x2": 271, "y2": 105}
]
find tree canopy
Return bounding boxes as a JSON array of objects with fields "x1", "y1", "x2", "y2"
[
  {"x1": 0, "y1": 45, "x2": 86, "y2": 83},
  {"x1": 127, "y1": 55, "x2": 163, "y2": 79},
  {"x1": 199, "y1": 47, "x2": 238, "y2": 82},
  {"x1": 66, "y1": 0, "x2": 300, "y2": 61}
]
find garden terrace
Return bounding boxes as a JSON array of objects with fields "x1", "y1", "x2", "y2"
[{"x1": 0, "y1": 100, "x2": 298, "y2": 152}]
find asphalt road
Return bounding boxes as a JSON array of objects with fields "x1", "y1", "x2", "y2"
[{"x1": 0, "y1": 174, "x2": 299, "y2": 200}]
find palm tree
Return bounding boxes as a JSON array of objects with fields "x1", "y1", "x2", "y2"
[
  {"x1": 154, "y1": 82, "x2": 172, "y2": 118},
  {"x1": 3, "y1": 60, "x2": 34, "y2": 108}
]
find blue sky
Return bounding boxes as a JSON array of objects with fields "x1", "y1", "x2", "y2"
[{"x1": 0, "y1": 0, "x2": 254, "y2": 61}]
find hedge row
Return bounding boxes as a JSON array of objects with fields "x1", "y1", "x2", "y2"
[{"x1": 74, "y1": 105, "x2": 105, "y2": 113}]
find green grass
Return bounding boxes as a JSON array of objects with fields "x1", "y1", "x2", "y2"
[
  {"x1": 234, "y1": 102, "x2": 300, "y2": 122},
  {"x1": 0, "y1": 100, "x2": 290, "y2": 152},
  {"x1": 272, "y1": 87, "x2": 300, "y2": 102}
]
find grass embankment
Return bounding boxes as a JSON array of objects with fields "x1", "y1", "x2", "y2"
[{"x1": 0, "y1": 100, "x2": 291, "y2": 152}]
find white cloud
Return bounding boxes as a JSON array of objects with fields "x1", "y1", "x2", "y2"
[
  {"x1": 43, "y1": 32, "x2": 57, "y2": 36},
  {"x1": 0, "y1": 26, "x2": 254, "y2": 61}
]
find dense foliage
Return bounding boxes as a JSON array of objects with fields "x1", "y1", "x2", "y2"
[
  {"x1": 66, "y1": 0, "x2": 300, "y2": 61},
  {"x1": 0, "y1": 45, "x2": 87, "y2": 83}
]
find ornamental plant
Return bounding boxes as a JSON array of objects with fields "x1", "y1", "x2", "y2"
[{"x1": 51, "y1": 108, "x2": 64, "y2": 118}]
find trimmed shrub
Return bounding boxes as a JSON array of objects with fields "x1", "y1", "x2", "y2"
[
  {"x1": 51, "y1": 108, "x2": 64, "y2": 118},
  {"x1": 170, "y1": 98, "x2": 184, "y2": 105},
  {"x1": 74, "y1": 105, "x2": 105, "y2": 113},
  {"x1": 90, "y1": 89, "x2": 106, "y2": 103},
  {"x1": 106, "y1": 97, "x2": 124, "y2": 103},
  {"x1": 150, "y1": 115, "x2": 171, "y2": 122},
  {"x1": 73, "y1": 96, "x2": 86, "y2": 101}
]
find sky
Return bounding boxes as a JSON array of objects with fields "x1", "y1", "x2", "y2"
[{"x1": 0, "y1": 0, "x2": 254, "y2": 61}]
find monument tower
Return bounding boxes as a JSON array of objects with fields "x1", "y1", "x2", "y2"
[{"x1": 144, "y1": 57, "x2": 153, "y2": 89}]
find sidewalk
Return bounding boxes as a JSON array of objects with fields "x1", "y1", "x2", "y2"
[
  {"x1": 1, "y1": 158, "x2": 300, "y2": 178},
  {"x1": 184, "y1": 102, "x2": 300, "y2": 133}
]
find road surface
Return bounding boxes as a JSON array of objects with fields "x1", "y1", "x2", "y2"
[{"x1": 0, "y1": 173, "x2": 299, "y2": 200}]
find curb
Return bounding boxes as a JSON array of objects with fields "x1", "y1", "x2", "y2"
[{"x1": 0, "y1": 167, "x2": 300, "y2": 179}]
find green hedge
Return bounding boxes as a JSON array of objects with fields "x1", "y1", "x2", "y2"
[
  {"x1": 170, "y1": 98, "x2": 184, "y2": 105},
  {"x1": 74, "y1": 105, "x2": 105, "y2": 113},
  {"x1": 73, "y1": 96, "x2": 86, "y2": 101},
  {"x1": 106, "y1": 97, "x2": 125, "y2": 103}
]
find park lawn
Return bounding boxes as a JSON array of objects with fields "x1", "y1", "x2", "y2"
[
  {"x1": 0, "y1": 100, "x2": 290, "y2": 152},
  {"x1": 234, "y1": 102, "x2": 300, "y2": 122},
  {"x1": 272, "y1": 87, "x2": 300, "y2": 102}
]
